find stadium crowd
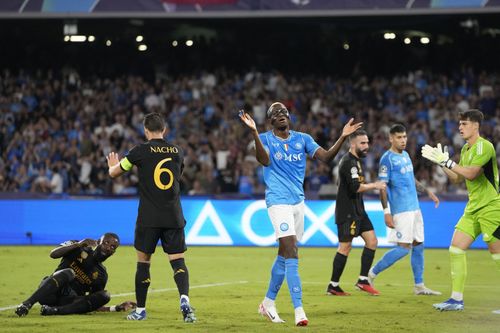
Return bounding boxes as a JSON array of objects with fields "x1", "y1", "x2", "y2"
[{"x1": 0, "y1": 68, "x2": 499, "y2": 196}]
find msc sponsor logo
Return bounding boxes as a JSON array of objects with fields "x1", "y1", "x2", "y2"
[{"x1": 275, "y1": 152, "x2": 303, "y2": 162}]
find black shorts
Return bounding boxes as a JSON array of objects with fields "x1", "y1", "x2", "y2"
[
  {"x1": 337, "y1": 217, "x2": 374, "y2": 242},
  {"x1": 134, "y1": 225, "x2": 187, "y2": 254}
]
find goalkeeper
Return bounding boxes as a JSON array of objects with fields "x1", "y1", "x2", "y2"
[{"x1": 421, "y1": 109, "x2": 500, "y2": 312}]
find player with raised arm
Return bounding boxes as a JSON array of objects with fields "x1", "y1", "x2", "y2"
[
  {"x1": 107, "y1": 112, "x2": 195, "y2": 322},
  {"x1": 326, "y1": 130, "x2": 386, "y2": 296},
  {"x1": 15, "y1": 233, "x2": 134, "y2": 316},
  {"x1": 239, "y1": 102, "x2": 362, "y2": 326},
  {"x1": 368, "y1": 124, "x2": 441, "y2": 296},
  {"x1": 421, "y1": 109, "x2": 500, "y2": 312}
]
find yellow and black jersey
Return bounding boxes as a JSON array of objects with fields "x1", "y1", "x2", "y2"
[
  {"x1": 335, "y1": 152, "x2": 369, "y2": 225},
  {"x1": 55, "y1": 242, "x2": 107, "y2": 296},
  {"x1": 121, "y1": 138, "x2": 185, "y2": 228}
]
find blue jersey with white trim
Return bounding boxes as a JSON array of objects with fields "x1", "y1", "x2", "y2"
[
  {"x1": 259, "y1": 130, "x2": 320, "y2": 207},
  {"x1": 378, "y1": 150, "x2": 419, "y2": 214}
]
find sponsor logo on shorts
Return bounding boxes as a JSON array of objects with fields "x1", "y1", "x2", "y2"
[{"x1": 280, "y1": 223, "x2": 289, "y2": 231}]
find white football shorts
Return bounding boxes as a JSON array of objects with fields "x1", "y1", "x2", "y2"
[
  {"x1": 267, "y1": 201, "x2": 305, "y2": 241},
  {"x1": 388, "y1": 209, "x2": 424, "y2": 244}
]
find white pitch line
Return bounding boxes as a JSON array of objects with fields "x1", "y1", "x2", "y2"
[{"x1": 0, "y1": 280, "x2": 248, "y2": 312}]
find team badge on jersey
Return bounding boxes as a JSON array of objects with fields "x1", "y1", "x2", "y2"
[
  {"x1": 294, "y1": 142, "x2": 302, "y2": 149},
  {"x1": 92, "y1": 271, "x2": 99, "y2": 280}
]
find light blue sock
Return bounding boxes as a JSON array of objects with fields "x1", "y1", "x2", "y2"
[
  {"x1": 285, "y1": 258, "x2": 302, "y2": 309},
  {"x1": 372, "y1": 246, "x2": 410, "y2": 275},
  {"x1": 411, "y1": 243, "x2": 425, "y2": 285},
  {"x1": 265, "y1": 255, "x2": 285, "y2": 300}
]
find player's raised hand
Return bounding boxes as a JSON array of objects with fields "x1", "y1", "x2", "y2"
[
  {"x1": 421, "y1": 143, "x2": 455, "y2": 169},
  {"x1": 239, "y1": 109, "x2": 257, "y2": 132},
  {"x1": 106, "y1": 152, "x2": 120, "y2": 168},
  {"x1": 341, "y1": 118, "x2": 363, "y2": 137}
]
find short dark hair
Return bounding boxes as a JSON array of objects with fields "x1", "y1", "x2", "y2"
[
  {"x1": 459, "y1": 109, "x2": 484, "y2": 125},
  {"x1": 143, "y1": 112, "x2": 165, "y2": 132},
  {"x1": 349, "y1": 129, "x2": 368, "y2": 141},
  {"x1": 390, "y1": 124, "x2": 406, "y2": 134},
  {"x1": 103, "y1": 232, "x2": 120, "y2": 244}
]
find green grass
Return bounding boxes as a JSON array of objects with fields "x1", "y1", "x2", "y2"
[{"x1": 0, "y1": 246, "x2": 499, "y2": 333}]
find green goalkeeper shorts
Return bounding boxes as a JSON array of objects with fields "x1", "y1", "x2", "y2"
[{"x1": 456, "y1": 201, "x2": 500, "y2": 244}]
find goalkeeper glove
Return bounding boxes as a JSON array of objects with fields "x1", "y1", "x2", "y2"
[{"x1": 421, "y1": 143, "x2": 456, "y2": 169}]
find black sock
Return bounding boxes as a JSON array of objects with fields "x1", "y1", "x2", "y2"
[
  {"x1": 360, "y1": 247, "x2": 376, "y2": 278},
  {"x1": 170, "y1": 258, "x2": 189, "y2": 297},
  {"x1": 135, "y1": 262, "x2": 151, "y2": 308},
  {"x1": 26, "y1": 268, "x2": 74, "y2": 307},
  {"x1": 56, "y1": 291, "x2": 111, "y2": 315},
  {"x1": 331, "y1": 252, "x2": 348, "y2": 283}
]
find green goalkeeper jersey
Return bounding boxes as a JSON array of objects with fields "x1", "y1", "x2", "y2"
[{"x1": 459, "y1": 136, "x2": 500, "y2": 213}]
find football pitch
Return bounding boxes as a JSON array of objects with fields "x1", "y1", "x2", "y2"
[{"x1": 0, "y1": 246, "x2": 498, "y2": 333}]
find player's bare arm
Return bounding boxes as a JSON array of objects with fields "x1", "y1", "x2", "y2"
[
  {"x1": 239, "y1": 110, "x2": 270, "y2": 166},
  {"x1": 106, "y1": 152, "x2": 126, "y2": 178},
  {"x1": 357, "y1": 181, "x2": 386, "y2": 193},
  {"x1": 415, "y1": 179, "x2": 440, "y2": 208},
  {"x1": 50, "y1": 238, "x2": 97, "y2": 259},
  {"x1": 314, "y1": 118, "x2": 363, "y2": 163},
  {"x1": 379, "y1": 187, "x2": 395, "y2": 228}
]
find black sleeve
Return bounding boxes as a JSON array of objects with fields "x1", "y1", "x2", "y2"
[
  {"x1": 340, "y1": 159, "x2": 361, "y2": 194},
  {"x1": 125, "y1": 145, "x2": 142, "y2": 166}
]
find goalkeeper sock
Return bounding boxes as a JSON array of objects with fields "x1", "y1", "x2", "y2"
[
  {"x1": 372, "y1": 246, "x2": 409, "y2": 275},
  {"x1": 449, "y1": 246, "x2": 466, "y2": 301},
  {"x1": 135, "y1": 262, "x2": 151, "y2": 308},
  {"x1": 411, "y1": 243, "x2": 425, "y2": 285},
  {"x1": 265, "y1": 255, "x2": 285, "y2": 301},
  {"x1": 285, "y1": 258, "x2": 302, "y2": 309}
]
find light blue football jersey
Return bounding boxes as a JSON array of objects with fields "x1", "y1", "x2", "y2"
[
  {"x1": 259, "y1": 130, "x2": 321, "y2": 207},
  {"x1": 378, "y1": 150, "x2": 419, "y2": 214}
]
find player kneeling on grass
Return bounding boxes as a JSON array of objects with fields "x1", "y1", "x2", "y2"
[
  {"x1": 15, "y1": 233, "x2": 136, "y2": 316},
  {"x1": 421, "y1": 109, "x2": 500, "y2": 312}
]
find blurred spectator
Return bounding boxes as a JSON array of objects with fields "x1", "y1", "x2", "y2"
[{"x1": 1, "y1": 68, "x2": 498, "y2": 197}]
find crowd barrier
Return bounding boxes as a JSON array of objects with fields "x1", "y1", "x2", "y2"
[{"x1": 0, "y1": 199, "x2": 487, "y2": 249}]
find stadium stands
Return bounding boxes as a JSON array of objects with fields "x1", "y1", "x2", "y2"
[{"x1": 1, "y1": 67, "x2": 498, "y2": 196}]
